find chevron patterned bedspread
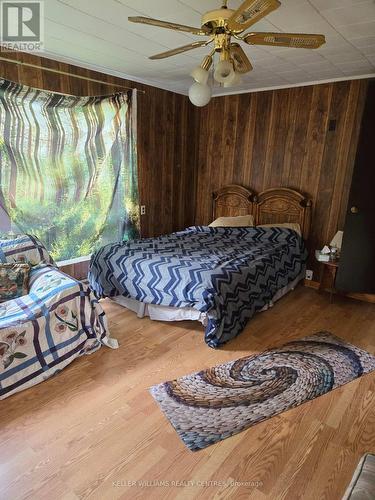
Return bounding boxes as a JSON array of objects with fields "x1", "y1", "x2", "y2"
[{"x1": 89, "y1": 226, "x2": 307, "y2": 348}]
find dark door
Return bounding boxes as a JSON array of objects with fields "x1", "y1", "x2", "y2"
[{"x1": 336, "y1": 81, "x2": 375, "y2": 293}]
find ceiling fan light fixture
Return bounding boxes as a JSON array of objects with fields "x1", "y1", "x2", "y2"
[
  {"x1": 223, "y1": 71, "x2": 242, "y2": 87},
  {"x1": 191, "y1": 66, "x2": 210, "y2": 85},
  {"x1": 214, "y1": 59, "x2": 235, "y2": 83},
  {"x1": 129, "y1": 1, "x2": 326, "y2": 97},
  {"x1": 191, "y1": 55, "x2": 213, "y2": 85},
  {"x1": 188, "y1": 81, "x2": 212, "y2": 107}
]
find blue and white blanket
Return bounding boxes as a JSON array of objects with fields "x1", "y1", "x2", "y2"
[
  {"x1": 89, "y1": 226, "x2": 307, "y2": 348},
  {"x1": 0, "y1": 235, "x2": 115, "y2": 399}
]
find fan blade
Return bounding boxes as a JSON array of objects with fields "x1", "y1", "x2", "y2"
[
  {"x1": 128, "y1": 16, "x2": 210, "y2": 36},
  {"x1": 227, "y1": 0, "x2": 281, "y2": 33},
  {"x1": 244, "y1": 32, "x2": 326, "y2": 49},
  {"x1": 149, "y1": 41, "x2": 210, "y2": 60},
  {"x1": 230, "y1": 43, "x2": 253, "y2": 73}
]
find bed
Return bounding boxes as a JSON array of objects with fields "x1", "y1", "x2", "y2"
[{"x1": 89, "y1": 186, "x2": 311, "y2": 348}]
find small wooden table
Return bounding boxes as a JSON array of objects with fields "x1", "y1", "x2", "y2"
[
  {"x1": 317, "y1": 258, "x2": 339, "y2": 302},
  {"x1": 315, "y1": 256, "x2": 375, "y2": 304}
]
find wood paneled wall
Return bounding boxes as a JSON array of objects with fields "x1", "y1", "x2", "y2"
[
  {"x1": 0, "y1": 50, "x2": 196, "y2": 240},
  {"x1": 0, "y1": 50, "x2": 370, "y2": 280},
  {"x1": 193, "y1": 80, "x2": 369, "y2": 273}
]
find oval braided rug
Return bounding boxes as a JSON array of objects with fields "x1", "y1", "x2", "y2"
[{"x1": 150, "y1": 332, "x2": 375, "y2": 451}]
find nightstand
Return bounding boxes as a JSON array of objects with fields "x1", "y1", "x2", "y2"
[{"x1": 316, "y1": 258, "x2": 339, "y2": 302}]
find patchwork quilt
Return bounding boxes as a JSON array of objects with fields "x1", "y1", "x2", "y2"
[
  {"x1": 0, "y1": 235, "x2": 114, "y2": 400},
  {"x1": 89, "y1": 226, "x2": 307, "y2": 348}
]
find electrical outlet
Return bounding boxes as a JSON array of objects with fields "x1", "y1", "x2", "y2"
[
  {"x1": 305, "y1": 269, "x2": 313, "y2": 281},
  {"x1": 140, "y1": 205, "x2": 146, "y2": 216}
]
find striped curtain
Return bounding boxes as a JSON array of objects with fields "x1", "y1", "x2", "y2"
[{"x1": 0, "y1": 79, "x2": 139, "y2": 262}]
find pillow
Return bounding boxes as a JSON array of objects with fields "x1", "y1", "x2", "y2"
[
  {"x1": 257, "y1": 223, "x2": 302, "y2": 236},
  {"x1": 0, "y1": 263, "x2": 30, "y2": 303},
  {"x1": 0, "y1": 234, "x2": 55, "y2": 266},
  {"x1": 209, "y1": 215, "x2": 255, "y2": 227}
]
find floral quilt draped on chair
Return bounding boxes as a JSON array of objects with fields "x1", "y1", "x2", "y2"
[{"x1": 0, "y1": 235, "x2": 117, "y2": 400}]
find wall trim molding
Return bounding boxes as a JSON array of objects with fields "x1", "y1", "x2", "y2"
[
  {"x1": 26, "y1": 49, "x2": 375, "y2": 99},
  {"x1": 304, "y1": 279, "x2": 320, "y2": 289},
  {"x1": 303, "y1": 280, "x2": 375, "y2": 303},
  {"x1": 29, "y1": 49, "x2": 186, "y2": 96},
  {"x1": 212, "y1": 74, "x2": 375, "y2": 98}
]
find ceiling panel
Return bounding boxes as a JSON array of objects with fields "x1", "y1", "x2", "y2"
[{"x1": 30, "y1": 0, "x2": 375, "y2": 96}]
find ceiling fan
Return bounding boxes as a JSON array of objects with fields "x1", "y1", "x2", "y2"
[{"x1": 129, "y1": 0, "x2": 326, "y2": 107}]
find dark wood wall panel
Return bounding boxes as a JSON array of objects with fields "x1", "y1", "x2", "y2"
[{"x1": 194, "y1": 80, "x2": 368, "y2": 274}]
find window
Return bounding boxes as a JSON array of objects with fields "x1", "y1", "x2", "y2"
[{"x1": 0, "y1": 80, "x2": 139, "y2": 262}]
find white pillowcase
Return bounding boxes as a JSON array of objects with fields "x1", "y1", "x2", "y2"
[{"x1": 209, "y1": 215, "x2": 255, "y2": 227}]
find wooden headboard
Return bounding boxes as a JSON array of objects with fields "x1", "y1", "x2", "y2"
[
  {"x1": 212, "y1": 185, "x2": 312, "y2": 240},
  {"x1": 212, "y1": 184, "x2": 255, "y2": 219}
]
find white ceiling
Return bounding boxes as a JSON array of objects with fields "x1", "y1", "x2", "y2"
[{"x1": 41, "y1": 0, "x2": 375, "y2": 96}]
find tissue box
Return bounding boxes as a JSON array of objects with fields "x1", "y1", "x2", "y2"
[{"x1": 315, "y1": 250, "x2": 330, "y2": 262}]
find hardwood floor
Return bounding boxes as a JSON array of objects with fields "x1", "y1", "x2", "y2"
[{"x1": 1, "y1": 286, "x2": 375, "y2": 500}]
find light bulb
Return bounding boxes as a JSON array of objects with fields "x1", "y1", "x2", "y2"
[
  {"x1": 223, "y1": 71, "x2": 242, "y2": 88},
  {"x1": 214, "y1": 60, "x2": 235, "y2": 84},
  {"x1": 188, "y1": 82, "x2": 212, "y2": 107},
  {"x1": 190, "y1": 66, "x2": 209, "y2": 85}
]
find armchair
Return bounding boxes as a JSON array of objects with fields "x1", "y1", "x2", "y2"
[{"x1": 0, "y1": 235, "x2": 117, "y2": 399}]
